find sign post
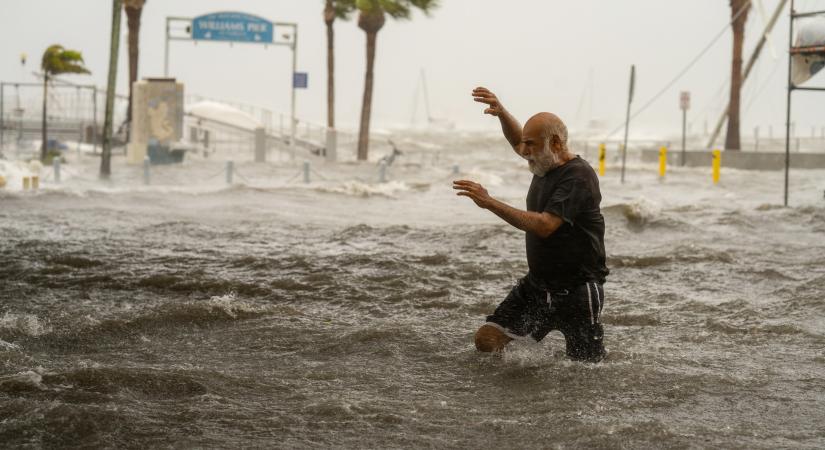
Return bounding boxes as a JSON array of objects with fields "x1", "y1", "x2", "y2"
[
  {"x1": 163, "y1": 12, "x2": 299, "y2": 159},
  {"x1": 620, "y1": 65, "x2": 635, "y2": 184},
  {"x1": 680, "y1": 91, "x2": 690, "y2": 166}
]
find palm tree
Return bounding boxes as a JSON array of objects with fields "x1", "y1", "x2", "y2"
[
  {"x1": 40, "y1": 45, "x2": 90, "y2": 162},
  {"x1": 724, "y1": 0, "x2": 750, "y2": 151},
  {"x1": 101, "y1": 0, "x2": 123, "y2": 178},
  {"x1": 355, "y1": 0, "x2": 439, "y2": 161},
  {"x1": 124, "y1": 0, "x2": 146, "y2": 138},
  {"x1": 325, "y1": 1, "x2": 356, "y2": 130}
]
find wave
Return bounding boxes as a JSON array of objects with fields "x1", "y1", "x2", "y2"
[
  {"x1": 136, "y1": 273, "x2": 271, "y2": 296},
  {"x1": 609, "y1": 245, "x2": 735, "y2": 268},
  {"x1": 0, "y1": 367, "x2": 206, "y2": 399},
  {"x1": 603, "y1": 313, "x2": 661, "y2": 326},
  {"x1": 314, "y1": 180, "x2": 415, "y2": 198},
  {"x1": 0, "y1": 313, "x2": 52, "y2": 338},
  {"x1": 603, "y1": 198, "x2": 691, "y2": 231},
  {"x1": 704, "y1": 318, "x2": 823, "y2": 341}
]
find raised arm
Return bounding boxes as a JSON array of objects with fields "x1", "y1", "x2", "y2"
[{"x1": 472, "y1": 87, "x2": 522, "y2": 151}]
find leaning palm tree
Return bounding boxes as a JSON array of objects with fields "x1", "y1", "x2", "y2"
[
  {"x1": 40, "y1": 45, "x2": 90, "y2": 162},
  {"x1": 124, "y1": 0, "x2": 147, "y2": 137},
  {"x1": 724, "y1": 0, "x2": 751, "y2": 151},
  {"x1": 355, "y1": 0, "x2": 439, "y2": 161},
  {"x1": 325, "y1": 0, "x2": 357, "y2": 130}
]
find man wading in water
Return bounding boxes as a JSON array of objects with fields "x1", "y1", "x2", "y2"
[{"x1": 453, "y1": 87, "x2": 609, "y2": 362}]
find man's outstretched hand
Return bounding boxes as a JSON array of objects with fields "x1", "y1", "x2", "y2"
[
  {"x1": 453, "y1": 180, "x2": 493, "y2": 209},
  {"x1": 472, "y1": 87, "x2": 506, "y2": 117}
]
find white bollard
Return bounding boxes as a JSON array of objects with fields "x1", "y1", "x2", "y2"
[
  {"x1": 53, "y1": 158, "x2": 61, "y2": 183},
  {"x1": 303, "y1": 161, "x2": 310, "y2": 184},
  {"x1": 143, "y1": 156, "x2": 150, "y2": 185},
  {"x1": 226, "y1": 161, "x2": 234, "y2": 184},
  {"x1": 379, "y1": 161, "x2": 387, "y2": 183}
]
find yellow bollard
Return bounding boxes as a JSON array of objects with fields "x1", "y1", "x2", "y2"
[
  {"x1": 712, "y1": 149, "x2": 721, "y2": 184},
  {"x1": 598, "y1": 143, "x2": 606, "y2": 176},
  {"x1": 23, "y1": 176, "x2": 31, "y2": 190},
  {"x1": 659, "y1": 146, "x2": 667, "y2": 178},
  {"x1": 31, "y1": 176, "x2": 39, "y2": 190},
  {"x1": 0, "y1": 175, "x2": 6, "y2": 189}
]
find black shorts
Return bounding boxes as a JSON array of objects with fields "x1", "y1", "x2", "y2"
[{"x1": 485, "y1": 275, "x2": 605, "y2": 362}]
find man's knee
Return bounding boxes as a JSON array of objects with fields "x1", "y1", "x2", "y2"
[{"x1": 474, "y1": 324, "x2": 512, "y2": 353}]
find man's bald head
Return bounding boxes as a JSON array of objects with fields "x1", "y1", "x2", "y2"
[{"x1": 523, "y1": 112, "x2": 568, "y2": 152}]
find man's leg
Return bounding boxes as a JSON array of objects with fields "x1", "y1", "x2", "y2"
[
  {"x1": 477, "y1": 276, "x2": 548, "y2": 353},
  {"x1": 474, "y1": 324, "x2": 513, "y2": 353},
  {"x1": 558, "y1": 282, "x2": 605, "y2": 362}
]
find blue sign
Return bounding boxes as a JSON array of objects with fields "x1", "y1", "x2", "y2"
[
  {"x1": 293, "y1": 72, "x2": 308, "y2": 89},
  {"x1": 192, "y1": 12, "x2": 273, "y2": 43}
]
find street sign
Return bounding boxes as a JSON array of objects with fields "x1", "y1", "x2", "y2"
[
  {"x1": 680, "y1": 91, "x2": 691, "y2": 110},
  {"x1": 293, "y1": 72, "x2": 308, "y2": 89},
  {"x1": 192, "y1": 12, "x2": 274, "y2": 43}
]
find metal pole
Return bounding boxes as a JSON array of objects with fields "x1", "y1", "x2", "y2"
[
  {"x1": 755, "y1": 126, "x2": 760, "y2": 151},
  {"x1": 0, "y1": 83, "x2": 5, "y2": 151},
  {"x1": 164, "y1": 18, "x2": 170, "y2": 77},
  {"x1": 290, "y1": 25, "x2": 298, "y2": 160},
  {"x1": 784, "y1": 0, "x2": 794, "y2": 207},
  {"x1": 621, "y1": 65, "x2": 635, "y2": 184},
  {"x1": 681, "y1": 108, "x2": 687, "y2": 166},
  {"x1": 143, "y1": 156, "x2": 150, "y2": 185},
  {"x1": 92, "y1": 87, "x2": 98, "y2": 155},
  {"x1": 226, "y1": 160, "x2": 233, "y2": 184},
  {"x1": 53, "y1": 157, "x2": 61, "y2": 183}
]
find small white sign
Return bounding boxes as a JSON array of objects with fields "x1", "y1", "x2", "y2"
[{"x1": 680, "y1": 91, "x2": 691, "y2": 110}]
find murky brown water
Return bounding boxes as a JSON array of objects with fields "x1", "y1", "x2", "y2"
[{"x1": 2, "y1": 135, "x2": 825, "y2": 447}]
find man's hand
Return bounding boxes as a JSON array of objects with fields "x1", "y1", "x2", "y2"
[
  {"x1": 472, "y1": 86, "x2": 522, "y2": 149},
  {"x1": 472, "y1": 87, "x2": 506, "y2": 117},
  {"x1": 453, "y1": 180, "x2": 492, "y2": 209}
]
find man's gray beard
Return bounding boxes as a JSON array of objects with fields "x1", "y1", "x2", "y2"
[{"x1": 527, "y1": 148, "x2": 562, "y2": 176}]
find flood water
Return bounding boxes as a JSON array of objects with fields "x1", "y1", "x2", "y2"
[{"x1": 2, "y1": 133, "x2": 825, "y2": 448}]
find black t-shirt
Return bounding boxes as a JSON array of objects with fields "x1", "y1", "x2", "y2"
[{"x1": 525, "y1": 156, "x2": 608, "y2": 289}]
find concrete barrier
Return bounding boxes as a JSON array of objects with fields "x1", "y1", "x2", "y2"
[{"x1": 641, "y1": 149, "x2": 825, "y2": 170}]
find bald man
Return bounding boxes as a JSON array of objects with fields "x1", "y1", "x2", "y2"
[{"x1": 453, "y1": 87, "x2": 609, "y2": 362}]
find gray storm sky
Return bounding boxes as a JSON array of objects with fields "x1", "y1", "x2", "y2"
[{"x1": 1, "y1": 0, "x2": 824, "y2": 138}]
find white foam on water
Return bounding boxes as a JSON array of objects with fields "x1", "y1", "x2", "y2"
[
  {"x1": 205, "y1": 292, "x2": 261, "y2": 319},
  {"x1": 316, "y1": 180, "x2": 411, "y2": 198},
  {"x1": 621, "y1": 197, "x2": 662, "y2": 225},
  {"x1": 0, "y1": 312, "x2": 52, "y2": 337},
  {"x1": 0, "y1": 338, "x2": 21, "y2": 351},
  {"x1": 0, "y1": 370, "x2": 43, "y2": 389}
]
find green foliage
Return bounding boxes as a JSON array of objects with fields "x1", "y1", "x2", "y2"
[
  {"x1": 40, "y1": 45, "x2": 91, "y2": 76},
  {"x1": 330, "y1": 0, "x2": 357, "y2": 20},
  {"x1": 356, "y1": 0, "x2": 439, "y2": 19}
]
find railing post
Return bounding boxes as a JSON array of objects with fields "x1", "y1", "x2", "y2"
[
  {"x1": 143, "y1": 156, "x2": 151, "y2": 185},
  {"x1": 53, "y1": 158, "x2": 61, "y2": 183},
  {"x1": 226, "y1": 161, "x2": 234, "y2": 184},
  {"x1": 325, "y1": 128, "x2": 337, "y2": 162},
  {"x1": 379, "y1": 161, "x2": 387, "y2": 183}
]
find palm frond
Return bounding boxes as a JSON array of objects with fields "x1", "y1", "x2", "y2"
[
  {"x1": 41, "y1": 44, "x2": 91, "y2": 76},
  {"x1": 334, "y1": 0, "x2": 357, "y2": 19}
]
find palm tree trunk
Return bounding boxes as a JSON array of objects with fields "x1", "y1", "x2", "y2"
[
  {"x1": 357, "y1": 31, "x2": 378, "y2": 161},
  {"x1": 725, "y1": 0, "x2": 750, "y2": 151},
  {"x1": 101, "y1": 0, "x2": 123, "y2": 179},
  {"x1": 125, "y1": 4, "x2": 142, "y2": 139},
  {"x1": 40, "y1": 74, "x2": 48, "y2": 162},
  {"x1": 325, "y1": 1, "x2": 335, "y2": 129}
]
